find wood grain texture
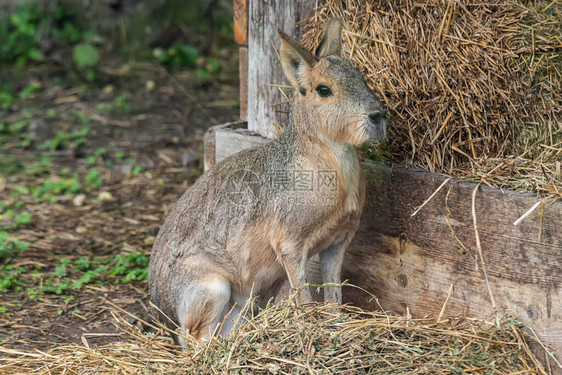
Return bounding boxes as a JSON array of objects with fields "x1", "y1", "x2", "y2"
[
  {"x1": 239, "y1": 46, "x2": 248, "y2": 121},
  {"x1": 233, "y1": 0, "x2": 248, "y2": 45},
  {"x1": 204, "y1": 122, "x2": 270, "y2": 171},
  {"x1": 247, "y1": 0, "x2": 314, "y2": 137},
  {"x1": 205, "y1": 124, "x2": 562, "y2": 371},
  {"x1": 342, "y1": 163, "x2": 562, "y2": 372}
]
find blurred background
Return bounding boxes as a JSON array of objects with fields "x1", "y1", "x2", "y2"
[{"x1": 0, "y1": 0, "x2": 240, "y2": 350}]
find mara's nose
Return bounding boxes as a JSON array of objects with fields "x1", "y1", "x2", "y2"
[{"x1": 369, "y1": 111, "x2": 386, "y2": 125}]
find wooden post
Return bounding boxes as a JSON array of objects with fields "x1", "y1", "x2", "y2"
[
  {"x1": 239, "y1": 46, "x2": 248, "y2": 120},
  {"x1": 247, "y1": 0, "x2": 314, "y2": 137},
  {"x1": 234, "y1": 0, "x2": 249, "y2": 121}
]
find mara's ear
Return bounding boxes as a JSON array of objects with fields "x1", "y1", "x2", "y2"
[
  {"x1": 278, "y1": 29, "x2": 317, "y2": 96},
  {"x1": 315, "y1": 19, "x2": 342, "y2": 58}
]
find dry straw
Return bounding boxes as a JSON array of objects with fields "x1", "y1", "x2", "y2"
[
  {"x1": 301, "y1": 0, "x2": 561, "y2": 201},
  {"x1": 0, "y1": 293, "x2": 547, "y2": 374}
]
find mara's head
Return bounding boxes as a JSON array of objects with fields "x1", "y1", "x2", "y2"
[{"x1": 278, "y1": 19, "x2": 386, "y2": 146}]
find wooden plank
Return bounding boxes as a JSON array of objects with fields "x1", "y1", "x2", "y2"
[
  {"x1": 204, "y1": 122, "x2": 270, "y2": 171},
  {"x1": 233, "y1": 0, "x2": 248, "y2": 45},
  {"x1": 342, "y1": 164, "x2": 562, "y2": 372},
  {"x1": 239, "y1": 46, "x2": 248, "y2": 121},
  {"x1": 247, "y1": 0, "x2": 314, "y2": 137},
  {"x1": 205, "y1": 123, "x2": 562, "y2": 371}
]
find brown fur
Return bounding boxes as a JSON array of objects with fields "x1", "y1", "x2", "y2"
[{"x1": 148, "y1": 19, "x2": 386, "y2": 344}]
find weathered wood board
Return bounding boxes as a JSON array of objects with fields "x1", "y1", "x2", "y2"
[
  {"x1": 238, "y1": 46, "x2": 248, "y2": 121},
  {"x1": 344, "y1": 164, "x2": 562, "y2": 373},
  {"x1": 204, "y1": 122, "x2": 562, "y2": 372},
  {"x1": 247, "y1": 0, "x2": 313, "y2": 137},
  {"x1": 204, "y1": 121, "x2": 270, "y2": 170}
]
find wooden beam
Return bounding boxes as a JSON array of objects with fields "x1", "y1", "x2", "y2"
[
  {"x1": 203, "y1": 122, "x2": 270, "y2": 170},
  {"x1": 204, "y1": 123, "x2": 562, "y2": 370},
  {"x1": 247, "y1": 0, "x2": 314, "y2": 137},
  {"x1": 239, "y1": 46, "x2": 248, "y2": 121},
  {"x1": 343, "y1": 164, "x2": 561, "y2": 371}
]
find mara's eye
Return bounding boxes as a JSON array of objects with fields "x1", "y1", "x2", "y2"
[{"x1": 315, "y1": 85, "x2": 332, "y2": 98}]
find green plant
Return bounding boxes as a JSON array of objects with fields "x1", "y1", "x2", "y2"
[
  {"x1": 108, "y1": 252, "x2": 149, "y2": 282},
  {"x1": 97, "y1": 95, "x2": 131, "y2": 115},
  {"x1": 72, "y1": 44, "x2": 99, "y2": 68},
  {"x1": 0, "y1": 2, "x2": 43, "y2": 65},
  {"x1": 30, "y1": 174, "x2": 82, "y2": 203},
  {"x1": 111, "y1": 94, "x2": 131, "y2": 114},
  {"x1": 0, "y1": 120, "x2": 30, "y2": 135},
  {"x1": 40, "y1": 277, "x2": 71, "y2": 295},
  {"x1": 19, "y1": 82, "x2": 41, "y2": 100},
  {"x1": 38, "y1": 253, "x2": 148, "y2": 296},
  {"x1": 54, "y1": 258, "x2": 70, "y2": 278},
  {"x1": 1, "y1": 210, "x2": 32, "y2": 229},
  {"x1": 0, "y1": 156, "x2": 24, "y2": 175},
  {"x1": 74, "y1": 257, "x2": 90, "y2": 271},
  {"x1": 0, "y1": 265, "x2": 26, "y2": 291},
  {"x1": 71, "y1": 264, "x2": 107, "y2": 289},
  {"x1": 76, "y1": 111, "x2": 92, "y2": 125},
  {"x1": 87, "y1": 147, "x2": 107, "y2": 166},
  {"x1": 131, "y1": 165, "x2": 144, "y2": 175},
  {"x1": 153, "y1": 44, "x2": 199, "y2": 68},
  {"x1": 40, "y1": 127, "x2": 89, "y2": 151},
  {"x1": 13, "y1": 212, "x2": 32, "y2": 227},
  {"x1": 195, "y1": 57, "x2": 222, "y2": 80},
  {"x1": 85, "y1": 169, "x2": 102, "y2": 188},
  {"x1": 0, "y1": 306, "x2": 9, "y2": 318},
  {"x1": 0, "y1": 85, "x2": 14, "y2": 109},
  {"x1": 0, "y1": 232, "x2": 30, "y2": 259},
  {"x1": 26, "y1": 156, "x2": 53, "y2": 176},
  {"x1": 109, "y1": 252, "x2": 150, "y2": 282},
  {"x1": 0, "y1": 1, "x2": 92, "y2": 66},
  {"x1": 72, "y1": 44, "x2": 100, "y2": 81}
]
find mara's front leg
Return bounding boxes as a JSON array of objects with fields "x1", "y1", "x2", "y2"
[
  {"x1": 320, "y1": 235, "x2": 352, "y2": 304},
  {"x1": 277, "y1": 244, "x2": 313, "y2": 304}
]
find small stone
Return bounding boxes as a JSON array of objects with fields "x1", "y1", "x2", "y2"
[
  {"x1": 76, "y1": 225, "x2": 88, "y2": 234},
  {"x1": 112, "y1": 163, "x2": 134, "y2": 176},
  {"x1": 73, "y1": 194, "x2": 86, "y2": 206},
  {"x1": 98, "y1": 191, "x2": 114, "y2": 201}
]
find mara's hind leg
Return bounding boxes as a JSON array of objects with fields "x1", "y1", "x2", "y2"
[
  {"x1": 176, "y1": 275, "x2": 231, "y2": 346},
  {"x1": 219, "y1": 302, "x2": 244, "y2": 336}
]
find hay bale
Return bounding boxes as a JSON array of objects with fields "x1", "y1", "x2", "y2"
[
  {"x1": 301, "y1": 0, "x2": 561, "y2": 198},
  {"x1": 0, "y1": 299, "x2": 547, "y2": 373}
]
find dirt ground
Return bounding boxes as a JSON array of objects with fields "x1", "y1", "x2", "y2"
[{"x1": 0, "y1": 54, "x2": 239, "y2": 353}]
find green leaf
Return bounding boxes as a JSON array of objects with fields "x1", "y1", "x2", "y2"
[
  {"x1": 27, "y1": 48, "x2": 43, "y2": 61},
  {"x1": 176, "y1": 44, "x2": 199, "y2": 67},
  {"x1": 54, "y1": 264, "x2": 67, "y2": 278},
  {"x1": 72, "y1": 44, "x2": 99, "y2": 68}
]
